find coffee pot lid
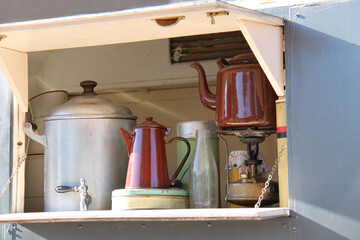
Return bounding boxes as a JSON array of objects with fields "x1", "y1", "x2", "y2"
[
  {"x1": 44, "y1": 81, "x2": 137, "y2": 121},
  {"x1": 135, "y1": 117, "x2": 167, "y2": 129}
]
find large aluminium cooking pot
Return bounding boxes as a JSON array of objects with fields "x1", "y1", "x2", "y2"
[
  {"x1": 24, "y1": 81, "x2": 137, "y2": 211},
  {"x1": 190, "y1": 53, "x2": 277, "y2": 128}
]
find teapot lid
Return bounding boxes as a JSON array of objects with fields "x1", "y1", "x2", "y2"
[
  {"x1": 44, "y1": 81, "x2": 137, "y2": 121},
  {"x1": 135, "y1": 117, "x2": 167, "y2": 129}
]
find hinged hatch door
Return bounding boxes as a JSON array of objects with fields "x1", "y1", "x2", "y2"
[{"x1": 0, "y1": 0, "x2": 285, "y2": 111}]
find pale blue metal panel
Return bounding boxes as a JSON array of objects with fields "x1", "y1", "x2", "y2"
[
  {"x1": 0, "y1": 70, "x2": 12, "y2": 239},
  {"x1": 286, "y1": 1, "x2": 360, "y2": 239},
  {"x1": 0, "y1": 70, "x2": 11, "y2": 214},
  {"x1": 22, "y1": 219, "x2": 292, "y2": 240}
]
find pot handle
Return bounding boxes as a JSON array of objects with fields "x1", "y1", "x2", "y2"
[
  {"x1": 24, "y1": 122, "x2": 46, "y2": 146},
  {"x1": 166, "y1": 137, "x2": 191, "y2": 186}
]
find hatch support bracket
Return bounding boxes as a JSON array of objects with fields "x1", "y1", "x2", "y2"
[
  {"x1": 0, "y1": 47, "x2": 28, "y2": 112},
  {"x1": 236, "y1": 19, "x2": 284, "y2": 97}
]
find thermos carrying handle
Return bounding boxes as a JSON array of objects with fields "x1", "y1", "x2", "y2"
[{"x1": 166, "y1": 137, "x2": 191, "y2": 184}]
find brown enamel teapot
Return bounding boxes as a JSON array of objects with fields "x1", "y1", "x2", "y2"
[
  {"x1": 190, "y1": 53, "x2": 277, "y2": 128},
  {"x1": 120, "y1": 117, "x2": 190, "y2": 189}
]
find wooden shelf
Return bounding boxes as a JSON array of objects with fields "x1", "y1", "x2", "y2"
[{"x1": 0, "y1": 208, "x2": 289, "y2": 224}]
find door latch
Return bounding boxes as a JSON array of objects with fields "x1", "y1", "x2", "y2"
[{"x1": 206, "y1": 11, "x2": 229, "y2": 24}]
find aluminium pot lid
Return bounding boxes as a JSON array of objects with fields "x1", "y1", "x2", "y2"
[{"x1": 44, "y1": 81, "x2": 137, "y2": 121}]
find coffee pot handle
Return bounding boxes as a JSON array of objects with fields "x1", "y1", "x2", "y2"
[{"x1": 166, "y1": 137, "x2": 191, "y2": 185}]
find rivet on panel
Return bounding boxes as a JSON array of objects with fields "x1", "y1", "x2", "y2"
[{"x1": 296, "y1": 13, "x2": 305, "y2": 19}]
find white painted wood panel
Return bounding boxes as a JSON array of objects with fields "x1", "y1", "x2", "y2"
[
  {"x1": 0, "y1": 47, "x2": 28, "y2": 112},
  {"x1": 0, "y1": 1, "x2": 283, "y2": 52},
  {"x1": 237, "y1": 20, "x2": 284, "y2": 96}
]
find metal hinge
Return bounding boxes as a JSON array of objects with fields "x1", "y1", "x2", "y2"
[{"x1": 7, "y1": 224, "x2": 18, "y2": 239}]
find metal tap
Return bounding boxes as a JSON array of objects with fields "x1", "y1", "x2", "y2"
[
  {"x1": 55, "y1": 178, "x2": 92, "y2": 211},
  {"x1": 75, "y1": 178, "x2": 92, "y2": 211}
]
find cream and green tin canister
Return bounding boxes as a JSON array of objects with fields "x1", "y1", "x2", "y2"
[{"x1": 177, "y1": 121, "x2": 220, "y2": 192}]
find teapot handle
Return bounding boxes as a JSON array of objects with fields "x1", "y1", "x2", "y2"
[
  {"x1": 166, "y1": 137, "x2": 191, "y2": 184},
  {"x1": 216, "y1": 58, "x2": 229, "y2": 69}
]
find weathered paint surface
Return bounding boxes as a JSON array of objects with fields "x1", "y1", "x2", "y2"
[
  {"x1": 286, "y1": 1, "x2": 360, "y2": 239},
  {"x1": 0, "y1": 71, "x2": 11, "y2": 240},
  {"x1": 1, "y1": 0, "x2": 360, "y2": 239},
  {"x1": 23, "y1": 220, "x2": 292, "y2": 240}
]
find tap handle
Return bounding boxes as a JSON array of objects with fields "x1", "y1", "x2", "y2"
[
  {"x1": 55, "y1": 185, "x2": 76, "y2": 193},
  {"x1": 55, "y1": 178, "x2": 92, "y2": 211}
]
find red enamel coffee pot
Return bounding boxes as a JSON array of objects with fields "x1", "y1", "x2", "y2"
[{"x1": 120, "y1": 117, "x2": 190, "y2": 189}]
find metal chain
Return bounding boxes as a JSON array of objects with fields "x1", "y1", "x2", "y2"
[
  {"x1": 254, "y1": 145, "x2": 287, "y2": 209},
  {"x1": 0, "y1": 154, "x2": 27, "y2": 199},
  {"x1": 0, "y1": 102, "x2": 32, "y2": 200}
]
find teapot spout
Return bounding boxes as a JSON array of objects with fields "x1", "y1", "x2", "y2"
[
  {"x1": 120, "y1": 128, "x2": 134, "y2": 156},
  {"x1": 190, "y1": 62, "x2": 216, "y2": 110}
]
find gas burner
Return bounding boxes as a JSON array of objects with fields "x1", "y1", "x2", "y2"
[
  {"x1": 217, "y1": 126, "x2": 278, "y2": 208},
  {"x1": 216, "y1": 127, "x2": 276, "y2": 139}
]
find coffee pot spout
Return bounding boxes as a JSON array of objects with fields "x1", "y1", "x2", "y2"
[
  {"x1": 120, "y1": 128, "x2": 134, "y2": 156},
  {"x1": 190, "y1": 62, "x2": 216, "y2": 110}
]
